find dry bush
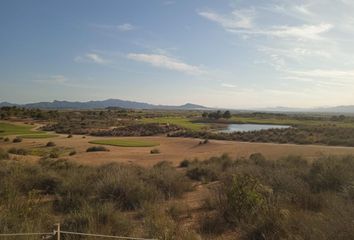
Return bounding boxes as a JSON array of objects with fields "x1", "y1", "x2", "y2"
[{"x1": 86, "y1": 146, "x2": 109, "y2": 152}]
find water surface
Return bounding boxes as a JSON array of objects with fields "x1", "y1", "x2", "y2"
[{"x1": 218, "y1": 124, "x2": 291, "y2": 133}]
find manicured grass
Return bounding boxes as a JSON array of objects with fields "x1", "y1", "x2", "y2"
[
  {"x1": 89, "y1": 139, "x2": 159, "y2": 147},
  {"x1": 19, "y1": 134, "x2": 59, "y2": 139},
  {"x1": 140, "y1": 117, "x2": 206, "y2": 130},
  {"x1": 0, "y1": 122, "x2": 44, "y2": 136}
]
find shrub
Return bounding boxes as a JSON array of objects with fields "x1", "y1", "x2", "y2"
[
  {"x1": 62, "y1": 211, "x2": 90, "y2": 233},
  {"x1": 8, "y1": 147, "x2": 28, "y2": 155},
  {"x1": 49, "y1": 152, "x2": 59, "y2": 158},
  {"x1": 249, "y1": 153, "x2": 267, "y2": 166},
  {"x1": 94, "y1": 203, "x2": 133, "y2": 236},
  {"x1": 69, "y1": 150, "x2": 76, "y2": 156},
  {"x1": 31, "y1": 173, "x2": 61, "y2": 194},
  {"x1": 86, "y1": 146, "x2": 109, "y2": 152},
  {"x1": 46, "y1": 141, "x2": 56, "y2": 147},
  {"x1": 179, "y1": 159, "x2": 190, "y2": 168},
  {"x1": 13, "y1": 137, "x2": 22, "y2": 143},
  {"x1": 53, "y1": 193, "x2": 86, "y2": 213},
  {"x1": 148, "y1": 162, "x2": 192, "y2": 199},
  {"x1": 217, "y1": 174, "x2": 266, "y2": 225},
  {"x1": 199, "y1": 213, "x2": 227, "y2": 235},
  {"x1": 0, "y1": 148, "x2": 9, "y2": 160},
  {"x1": 150, "y1": 148, "x2": 160, "y2": 154},
  {"x1": 306, "y1": 156, "x2": 354, "y2": 192},
  {"x1": 143, "y1": 206, "x2": 178, "y2": 240},
  {"x1": 241, "y1": 207, "x2": 290, "y2": 240},
  {"x1": 96, "y1": 165, "x2": 159, "y2": 210},
  {"x1": 186, "y1": 166, "x2": 218, "y2": 182},
  {"x1": 166, "y1": 202, "x2": 190, "y2": 221}
]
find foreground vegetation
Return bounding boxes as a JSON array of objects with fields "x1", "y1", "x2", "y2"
[
  {"x1": 0, "y1": 154, "x2": 194, "y2": 239},
  {"x1": 1, "y1": 145, "x2": 354, "y2": 239},
  {"x1": 181, "y1": 154, "x2": 354, "y2": 239}
]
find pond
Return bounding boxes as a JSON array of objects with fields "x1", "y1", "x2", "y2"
[{"x1": 217, "y1": 124, "x2": 291, "y2": 133}]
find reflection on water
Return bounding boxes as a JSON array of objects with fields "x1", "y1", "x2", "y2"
[{"x1": 218, "y1": 124, "x2": 291, "y2": 133}]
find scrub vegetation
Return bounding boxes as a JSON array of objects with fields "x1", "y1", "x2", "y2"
[{"x1": 1, "y1": 150, "x2": 354, "y2": 239}]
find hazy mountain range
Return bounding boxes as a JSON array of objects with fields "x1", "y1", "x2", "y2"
[
  {"x1": 255, "y1": 106, "x2": 354, "y2": 114},
  {"x1": 2, "y1": 99, "x2": 354, "y2": 114},
  {"x1": 0, "y1": 99, "x2": 207, "y2": 110}
]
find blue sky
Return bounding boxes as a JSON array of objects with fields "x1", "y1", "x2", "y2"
[{"x1": 1, "y1": 0, "x2": 354, "y2": 108}]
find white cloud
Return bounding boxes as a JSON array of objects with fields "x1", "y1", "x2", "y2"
[
  {"x1": 34, "y1": 75, "x2": 68, "y2": 84},
  {"x1": 75, "y1": 53, "x2": 109, "y2": 65},
  {"x1": 198, "y1": 9, "x2": 255, "y2": 30},
  {"x1": 117, "y1": 23, "x2": 135, "y2": 31},
  {"x1": 127, "y1": 53, "x2": 204, "y2": 75},
  {"x1": 267, "y1": 23, "x2": 332, "y2": 40},
  {"x1": 92, "y1": 23, "x2": 136, "y2": 32},
  {"x1": 199, "y1": 7, "x2": 332, "y2": 41},
  {"x1": 290, "y1": 69, "x2": 354, "y2": 81},
  {"x1": 163, "y1": 1, "x2": 175, "y2": 5}
]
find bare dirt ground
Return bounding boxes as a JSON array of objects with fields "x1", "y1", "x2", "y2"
[{"x1": 3, "y1": 134, "x2": 354, "y2": 167}]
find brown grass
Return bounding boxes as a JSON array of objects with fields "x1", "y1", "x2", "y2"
[{"x1": 3, "y1": 134, "x2": 354, "y2": 167}]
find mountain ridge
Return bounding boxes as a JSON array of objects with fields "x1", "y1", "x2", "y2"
[{"x1": 0, "y1": 99, "x2": 207, "y2": 110}]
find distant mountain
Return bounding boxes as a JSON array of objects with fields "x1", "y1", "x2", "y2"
[
  {"x1": 0, "y1": 99, "x2": 208, "y2": 110},
  {"x1": 0, "y1": 102, "x2": 18, "y2": 107},
  {"x1": 256, "y1": 105, "x2": 354, "y2": 114},
  {"x1": 312, "y1": 105, "x2": 354, "y2": 113}
]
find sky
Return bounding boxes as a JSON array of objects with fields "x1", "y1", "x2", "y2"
[{"x1": 1, "y1": 0, "x2": 354, "y2": 108}]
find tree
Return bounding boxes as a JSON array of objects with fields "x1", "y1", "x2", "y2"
[{"x1": 222, "y1": 110, "x2": 231, "y2": 119}]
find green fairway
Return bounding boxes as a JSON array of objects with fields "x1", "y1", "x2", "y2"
[
  {"x1": 19, "y1": 134, "x2": 59, "y2": 139},
  {"x1": 140, "y1": 117, "x2": 206, "y2": 130},
  {"x1": 89, "y1": 139, "x2": 159, "y2": 147},
  {"x1": 0, "y1": 122, "x2": 45, "y2": 136}
]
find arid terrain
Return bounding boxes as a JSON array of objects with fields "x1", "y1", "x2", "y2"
[
  {"x1": 4, "y1": 129, "x2": 354, "y2": 167},
  {"x1": 2, "y1": 109, "x2": 354, "y2": 240}
]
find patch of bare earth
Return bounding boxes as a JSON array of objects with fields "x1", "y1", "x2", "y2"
[{"x1": 3, "y1": 134, "x2": 354, "y2": 166}]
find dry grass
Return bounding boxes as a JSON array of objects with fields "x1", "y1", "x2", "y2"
[{"x1": 3, "y1": 134, "x2": 354, "y2": 167}]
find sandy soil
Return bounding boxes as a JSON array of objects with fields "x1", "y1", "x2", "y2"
[{"x1": 3, "y1": 134, "x2": 354, "y2": 167}]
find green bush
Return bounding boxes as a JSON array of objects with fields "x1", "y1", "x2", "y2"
[
  {"x1": 86, "y1": 146, "x2": 109, "y2": 152},
  {"x1": 46, "y1": 141, "x2": 56, "y2": 147},
  {"x1": 218, "y1": 174, "x2": 266, "y2": 225},
  {"x1": 8, "y1": 147, "x2": 28, "y2": 155},
  {"x1": 186, "y1": 166, "x2": 218, "y2": 182},
  {"x1": 12, "y1": 136, "x2": 23, "y2": 143},
  {"x1": 150, "y1": 148, "x2": 160, "y2": 154},
  {"x1": 179, "y1": 159, "x2": 190, "y2": 168},
  {"x1": 69, "y1": 150, "x2": 77, "y2": 156}
]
